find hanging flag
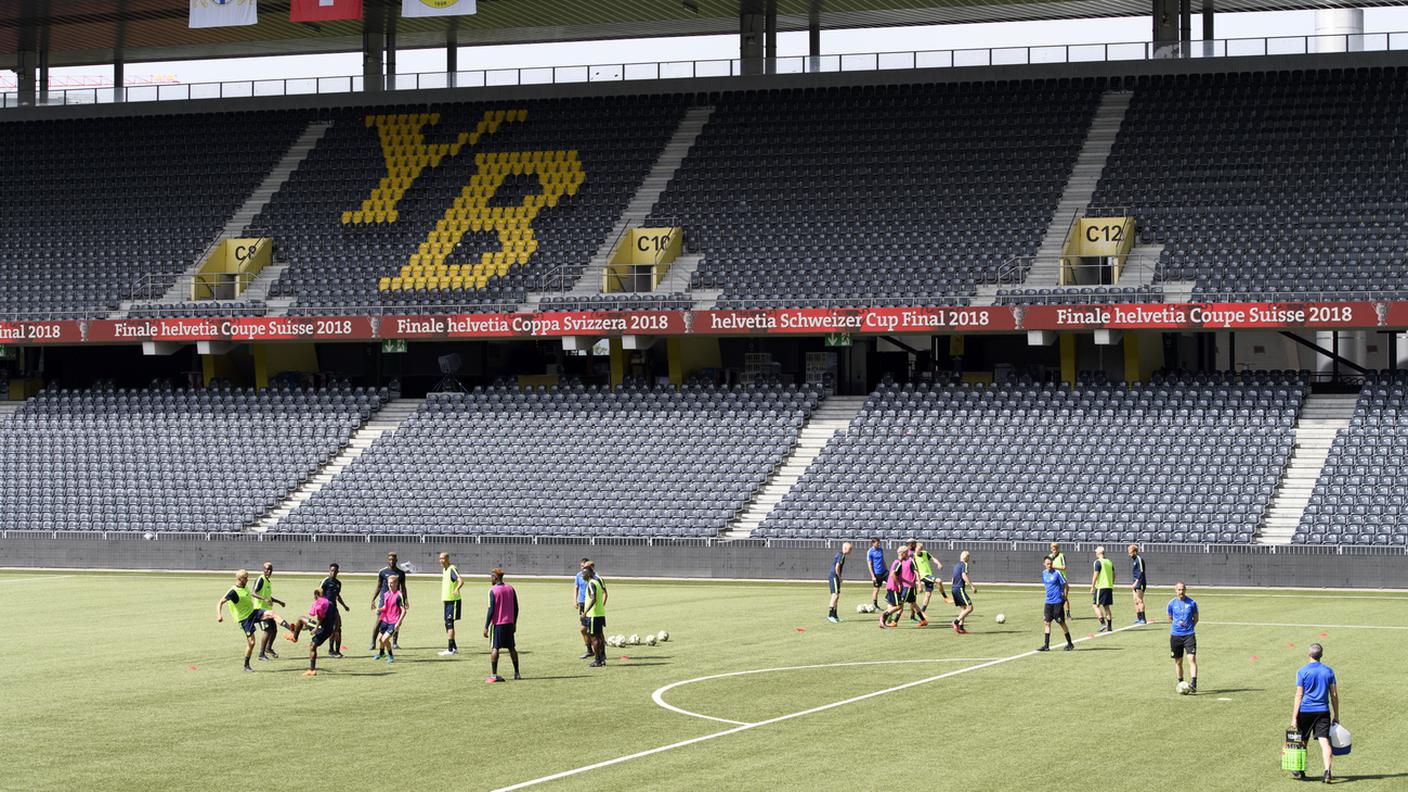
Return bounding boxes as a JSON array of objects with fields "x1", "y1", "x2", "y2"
[
  {"x1": 291, "y1": 0, "x2": 363, "y2": 22},
  {"x1": 189, "y1": 0, "x2": 258, "y2": 29},
  {"x1": 401, "y1": 0, "x2": 477, "y2": 18}
]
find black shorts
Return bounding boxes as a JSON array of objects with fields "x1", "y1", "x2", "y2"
[
  {"x1": 828, "y1": 575, "x2": 841, "y2": 594},
  {"x1": 871, "y1": 570, "x2": 888, "y2": 587},
  {"x1": 378, "y1": 620, "x2": 398, "y2": 636},
  {"x1": 902, "y1": 587, "x2": 917, "y2": 604},
  {"x1": 1133, "y1": 580, "x2": 1147, "y2": 592},
  {"x1": 491, "y1": 624, "x2": 517, "y2": 651},
  {"x1": 1170, "y1": 633, "x2": 1197, "y2": 659},
  {"x1": 443, "y1": 600, "x2": 462, "y2": 629},
  {"x1": 1297, "y1": 711, "x2": 1332, "y2": 741},
  {"x1": 586, "y1": 616, "x2": 606, "y2": 637},
  {"x1": 952, "y1": 587, "x2": 971, "y2": 608},
  {"x1": 1044, "y1": 602, "x2": 1066, "y2": 623},
  {"x1": 885, "y1": 589, "x2": 900, "y2": 607},
  {"x1": 922, "y1": 579, "x2": 935, "y2": 593},
  {"x1": 239, "y1": 609, "x2": 268, "y2": 636},
  {"x1": 1094, "y1": 589, "x2": 1113, "y2": 607},
  {"x1": 311, "y1": 623, "x2": 335, "y2": 649}
]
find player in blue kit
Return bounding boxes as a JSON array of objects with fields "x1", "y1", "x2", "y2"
[
  {"x1": 866, "y1": 538, "x2": 887, "y2": 611},
  {"x1": 1037, "y1": 556, "x2": 1074, "y2": 651},
  {"x1": 1167, "y1": 581, "x2": 1199, "y2": 693},
  {"x1": 826, "y1": 542, "x2": 853, "y2": 623}
]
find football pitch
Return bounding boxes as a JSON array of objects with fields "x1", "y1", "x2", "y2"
[{"x1": 6, "y1": 570, "x2": 1408, "y2": 791}]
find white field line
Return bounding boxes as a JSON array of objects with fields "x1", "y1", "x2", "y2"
[
  {"x1": 652, "y1": 658, "x2": 1005, "y2": 725},
  {"x1": 490, "y1": 625, "x2": 1140, "y2": 792},
  {"x1": 0, "y1": 575, "x2": 74, "y2": 585},
  {"x1": 1201, "y1": 620, "x2": 1408, "y2": 631}
]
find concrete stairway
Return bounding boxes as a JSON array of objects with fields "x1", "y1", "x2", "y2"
[
  {"x1": 248, "y1": 397, "x2": 422, "y2": 532},
  {"x1": 1256, "y1": 393, "x2": 1357, "y2": 544},
  {"x1": 722, "y1": 395, "x2": 869, "y2": 539},
  {"x1": 518, "y1": 106, "x2": 714, "y2": 311},
  {"x1": 973, "y1": 91, "x2": 1131, "y2": 306},
  {"x1": 0, "y1": 402, "x2": 23, "y2": 424},
  {"x1": 113, "y1": 120, "x2": 334, "y2": 319}
]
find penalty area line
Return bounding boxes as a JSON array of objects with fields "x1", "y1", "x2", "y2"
[
  {"x1": 1202, "y1": 620, "x2": 1408, "y2": 631},
  {"x1": 491, "y1": 626, "x2": 1139, "y2": 791}
]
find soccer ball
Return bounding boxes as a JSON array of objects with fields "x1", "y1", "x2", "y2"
[
  {"x1": 628, "y1": 634, "x2": 640, "y2": 645},
  {"x1": 1176, "y1": 681, "x2": 1192, "y2": 695},
  {"x1": 645, "y1": 634, "x2": 658, "y2": 646},
  {"x1": 856, "y1": 603, "x2": 868, "y2": 613},
  {"x1": 143, "y1": 532, "x2": 155, "y2": 541},
  {"x1": 995, "y1": 613, "x2": 1006, "y2": 624},
  {"x1": 657, "y1": 631, "x2": 669, "y2": 642}
]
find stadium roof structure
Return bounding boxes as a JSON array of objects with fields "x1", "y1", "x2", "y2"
[{"x1": 0, "y1": 0, "x2": 1391, "y2": 69}]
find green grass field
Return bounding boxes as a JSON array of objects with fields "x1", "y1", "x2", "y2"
[{"x1": 6, "y1": 570, "x2": 1408, "y2": 791}]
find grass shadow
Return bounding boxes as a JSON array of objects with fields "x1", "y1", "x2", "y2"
[{"x1": 1329, "y1": 773, "x2": 1408, "y2": 783}]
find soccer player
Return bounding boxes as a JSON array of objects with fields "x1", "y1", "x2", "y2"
[
  {"x1": 1089, "y1": 546, "x2": 1116, "y2": 632},
  {"x1": 251, "y1": 562, "x2": 286, "y2": 661},
  {"x1": 439, "y1": 552, "x2": 464, "y2": 656},
  {"x1": 374, "y1": 575, "x2": 407, "y2": 664},
  {"x1": 483, "y1": 568, "x2": 521, "y2": 682},
  {"x1": 215, "y1": 569, "x2": 295, "y2": 673},
  {"x1": 574, "y1": 559, "x2": 606, "y2": 658},
  {"x1": 1037, "y1": 556, "x2": 1074, "y2": 652},
  {"x1": 320, "y1": 563, "x2": 350, "y2": 658},
  {"x1": 826, "y1": 542, "x2": 852, "y2": 623},
  {"x1": 1167, "y1": 581, "x2": 1199, "y2": 693},
  {"x1": 582, "y1": 565, "x2": 608, "y2": 667},
  {"x1": 879, "y1": 548, "x2": 921, "y2": 628},
  {"x1": 1290, "y1": 643, "x2": 1340, "y2": 783},
  {"x1": 866, "y1": 538, "x2": 887, "y2": 611},
  {"x1": 1047, "y1": 542, "x2": 1071, "y2": 621},
  {"x1": 370, "y1": 552, "x2": 408, "y2": 652},
  {"x1": 1128, "y1": 544, "x2": 1147, "y2": 625},
  {"x1": 950, "y1": 550, "x2": 975, "y2": 633},
  {"x1": 285, "y1": 586, "x2": 335, "y2": 675},
  {"x1": 911, "y1": 541, "x2": 946, "y2": 617}
]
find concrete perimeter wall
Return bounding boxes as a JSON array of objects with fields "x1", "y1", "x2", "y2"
[{"x1": 3, "y1": 534, "x2": 1406, "y2": 589}]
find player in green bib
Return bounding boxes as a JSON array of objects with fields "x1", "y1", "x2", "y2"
[
  {"x1": 438, "y1": 552, "x2": 465, "y2": 656},
  {"x1": 1089, "y1": 546, "x2": 1116, "y2": 632},
  {"x1": 215, "y1": 569, "x2": 294, "y2": 672},
  {"x1": 582, "y1": 566, "x2": 608, "y2": 668},
  {"x1": 251, "y1": 562, "x2": 287, "y2": 661},
  {"x1": 908, "y1": 540, "x2": 947, "y2": 620}
]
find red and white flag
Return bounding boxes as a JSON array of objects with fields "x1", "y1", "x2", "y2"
[{"x1": 290, "y1": 0, "x2": 363, "y2": 22}]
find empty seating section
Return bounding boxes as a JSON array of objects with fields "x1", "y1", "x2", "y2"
[
  {"x1": 756, "y1": 373, "x2": 1304, "y2": 543},
  {"x1": 996, "y1": 285, "x2": 1163, "y2": 305},
  {"x1": 1296, "y1": 372, "x2": 1408, "y2": 544},
  {"x1": 276, "y1": 384, "x2": 821, "y2": 536},
  {"x1": 258, "y1": 99, "x2": 683, "y2": 314},
  {"x1": 0, "y1": 113, "x2": 304, "y2": 317},
  {"x1": 536, "y1": 294, "x2": 693, "y2": 312},
  {"x1": 1094, "y1": 69, "x2": 1408, "y2": 300},
  {"x1": 0, "y1": 384, "x2": 384, "y2": 532},
  {"x1": 648, "y1": 81, "x2": 1100, "y2": 308}
]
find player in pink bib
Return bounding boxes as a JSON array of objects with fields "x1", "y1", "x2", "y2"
[
  {"x1": 285, "y1": 588, "x2": 336, "y2": 675},
  {"x1": 375, "y1": 576, "x2": 408, "y2": 664}
]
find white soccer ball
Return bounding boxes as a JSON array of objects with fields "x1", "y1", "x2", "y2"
[
  {"x1": 142, "y1": 532, "x2": 155, "y2": 541},
  {"x1": 995, "y1": 613, "x2": 1006, "y2": 624},
  {"x1": 1177, "y1": 681, "x2": 1192, "y2": 695},
  {"x1": 645, "y1": 634, "x2": 658, "y2": 646},
  {"x1": 856, "y1": 603, "x2": 868, "y2": 613},
  {"x1": 657, "y1": 631, "x2": 669, "y2": 642},
  {"x1": 628, "y1": 634, "x2": 640, "y2": 645}
]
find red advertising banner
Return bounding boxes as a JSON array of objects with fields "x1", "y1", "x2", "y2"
[
  {"x1": 0, "y1": 321, "x2": 82, "y2": 345},
  {"x1": 694, "y1": 306, "x2": 1017, "y2": 335},
  {"x1": 1019, "y1": 302, "x2": 1385, "y2": 331},
  {"x1": 1, "y1": 301, "x2": 1404, "y2": 347},
  {"x1": 86, "y1": 316, "x2": 376, "y2": 343}
]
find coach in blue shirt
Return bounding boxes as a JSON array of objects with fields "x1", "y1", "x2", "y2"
[
  {"x1": 866, "y1": 539, "x2": 887, "y2": 611},
  {"x1": 1291, "y1": 643, "x2": 1341, "y2": 782}
]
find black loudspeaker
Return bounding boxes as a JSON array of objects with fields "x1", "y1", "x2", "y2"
[{"x1": 437, "y1": 353, "x2": 462, "y2": 375}]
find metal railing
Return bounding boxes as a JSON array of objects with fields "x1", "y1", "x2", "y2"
[
  {"x1": 124, "y1": 272, "x2": 258, "y2": 304},
  {"x1": 6, "y1": 32, "x2": 1408, "y2": 109}
]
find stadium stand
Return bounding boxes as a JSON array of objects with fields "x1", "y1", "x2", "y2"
[
  {"x1": 0, "y1": 113, "x2": 305, "y2": 318},
  {"x1": 257, "y1": 99, "x2": 685, "y2": 315},
  {"x1": 1296, "y1": 371, "x2": 1408, "y2": 545},
  {"x1": 1092, "y1": 68, "x2": 1408, "y2": 301},
  {"x1": 755, "y1": 373, "x2": 1305, "y2": 543},
  {"x1": 0, "y1": 383, "x2": 385, "y2": 532},
  {"x1": 647, "y1": 80, "x2": 1102, "y2": 308},
  {"x1": 274, "y1": 383, "x2": 822, "y2": 536}
]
